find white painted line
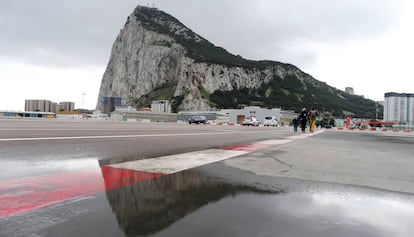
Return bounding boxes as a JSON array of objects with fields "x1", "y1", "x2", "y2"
[
  {"x1": 256, "y1": 139, "x2": 293, "y2": 145},
  {"x1": 0, "y1": 131, "x2": 248, "y2": 142},
  {"x1": 288, "y1": 130, "x2": 324, "y2": 140},
  {"x1": 106, "y1": 130, "x2": 325, "y2": 174},
  {"x1": 0, "y1": 128, "x2": 185, "y2": 131},
  {"x1": 287, "y1": 135, "x2": 306, "y2": 140},
  {"x1": 108, "y1": 149, "x2": 247, "y2": 174}
]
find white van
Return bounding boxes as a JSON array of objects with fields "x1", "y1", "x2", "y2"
[
  {"x1": 242, "y1": 116, "x2": 259, "y2": 126},
  {"x1": 263, "y1": 116, "x2": 278, "y2": 127}
]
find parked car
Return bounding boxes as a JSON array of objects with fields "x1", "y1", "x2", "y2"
[
  {"x1": 263, "y1": 116, "x2": 278, "y2": 127},
  {"x1": 242, "y1": 116, "x2": 259, "y2": 126},
  {"x1": 188, "y1": 115, "x2": 208, "y2": 124}
]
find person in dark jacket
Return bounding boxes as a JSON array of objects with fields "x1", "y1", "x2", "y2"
[
  {"x1": 299, "y1": 108, "x2": 308, "y2": 132},
  {"x1": 292, "y1": 116, "x2": 298, "y2": 132}
]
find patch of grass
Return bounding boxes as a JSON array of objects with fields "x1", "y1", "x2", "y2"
[
  {"x1": 294, "y1": 93, "x2": 304, "y2": 102},
  {"x1": 265, "y1": 88, "x2": 272, "y2": 98},
  {"x1": 198, "y1": 86, "x2": 210, "y2": 99},
  {"x1": 281, "y1": 88, "x2": 290, "y2": 96},
  {"x1": 152, "y1": 40, "x2": 172, "y2": 47}
]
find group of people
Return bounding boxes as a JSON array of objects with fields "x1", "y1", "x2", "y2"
[{"x1": 292, "y1": 107, "x2": 319, "y2": 133}]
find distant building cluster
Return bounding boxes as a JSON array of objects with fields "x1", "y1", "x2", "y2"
[
  {"x1": 384, "y1": 92, "x2": 414, "y2": 124},
  {"x1": 25, "y1": 100, "x2": 75, "y2": 113},
  {"x1": 101, "y1": 97, "x2": 172, "y2": 115},
  {"x1": 1, "y1": 92, "x2": 412, "y2": 130}
]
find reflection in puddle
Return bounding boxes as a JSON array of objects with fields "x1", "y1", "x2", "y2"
[
  {"x1": 104, "y1": 170, "x2": 277, "y2": 236},
  {"x1": 153, "y1": 192, "x2": 414, "y2": 237},
  {"x1": 0, "y1": 159, "x2": 104, "y2": 218},
  {"x1": 104, "y1": 170, "x2": 414, "y2": 237},
  {"x1": 0, "y1": 158, "x2": 100, "y2": 180},
  {"x1": 309, "y1": 192, "x2": 414, "y2": 236}
]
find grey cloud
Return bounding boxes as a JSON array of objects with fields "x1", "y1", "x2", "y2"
[
  {"x1": 0, "y1": 0, "x2": 400, "y2": 68},
  {"x1": 160, "y1": 0, "x2": 399, "y2": 67},
  {"x1": 0, "y1": 0, "x2": 139, "y2": 67}
]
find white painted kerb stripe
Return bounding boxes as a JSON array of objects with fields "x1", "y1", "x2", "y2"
[
  {"x1": 0, "y1": 131, "x2": 246, "y2": 142},
  {"x1": 108, "y1": 130, "x2": 324, "y2": 174},
  {"x1": 109, "y1": 149, "x2": 247, "y2": 174},
  {"x1": 256, "y1": 139, "x2": 292, "y2": 145}
]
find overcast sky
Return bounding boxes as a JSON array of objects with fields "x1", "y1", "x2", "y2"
[{"x1": 1, "y1": 0, "x2": 413, "y2": 111}]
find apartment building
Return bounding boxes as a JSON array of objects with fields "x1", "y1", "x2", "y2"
[
  {"x1": 25, "y1": 100, "x2": 75, "y2": 113},
  {"x1": 60, "y1": 101, "x2": 75, "y2": 112},
  {"x1": 384, "y1": 92, "x2": 414, "y2": 123},
  {"x1": 25, "y1": 100, "x2": 52, "y2": 112}
]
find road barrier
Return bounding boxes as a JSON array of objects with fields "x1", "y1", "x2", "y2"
[{"x1": 337, "y1": 127, "x2": 412, "y2": 132}]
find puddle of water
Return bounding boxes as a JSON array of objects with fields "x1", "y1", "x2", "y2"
[
  {"x1": 2, "y1": 160, "x2": 413, "y2": 237},
  {"x1": 152, "y1": 192, "x2": 414, "y2": 237},
  {"x1": 103, "y1": 170, "x2": 414, "y2": 237}
]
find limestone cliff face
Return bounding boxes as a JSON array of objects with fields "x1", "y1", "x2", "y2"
[
  {"x1": 96, "y1": 6, "x2": 376, "y2": 118},
  {"x1": 96, "y1": 6, "x2": 320, "y2": 112},
  {"x1": 96, "y1": 8, "x2": 186, "y2": 110}
]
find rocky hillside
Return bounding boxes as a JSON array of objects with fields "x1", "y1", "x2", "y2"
[{"x1": 96, "y1": 6, "x2": 378, "y2": 118}]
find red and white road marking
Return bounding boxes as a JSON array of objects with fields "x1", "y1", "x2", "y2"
[
  {"x1": 0, "y1": 167, "x2": 164, "y2": 218},
  {"x1": 0, "y1": 130, "x2": 322, "y2": 218},
  {"x1": 108, "y1": 130, "x2": 323, "y2": 175},
  {"x1": 108, "y1": 149, "x2": 247, "y2": 174}
]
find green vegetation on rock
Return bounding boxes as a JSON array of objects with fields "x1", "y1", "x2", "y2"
[{"x1": 131, "y1": 6, "x2": 381, "y2": 119}]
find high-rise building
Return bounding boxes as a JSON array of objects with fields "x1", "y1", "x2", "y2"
[
  {"x1": 25, "y1": 99, "x2": 75, "y2": 113},
  {"x1": 25, "y1": 100, "x2": 52, "y2": 112},
  {"x1": 51, "y1": 102, "x2": 60, "y2": 113},
  {"x1": 60, "y1": 102, "x2": 75, "y2": 112},
  {"x1": 102, "y1": 96, "x2": 122, "y2": 114},
  {"x1": 384, "y1": 92, "x2": 414, "y2": 123}
]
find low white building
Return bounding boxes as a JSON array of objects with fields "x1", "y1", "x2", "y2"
[
  {"x1": 228, "y1": 106, "x2": 281, "y2": 125},
  {"x1": 151, "y1": 100, "x2": 171, "y2": 113},
  {"x1": 111, "y1": 106, "x2": 177, "y2": 122}
]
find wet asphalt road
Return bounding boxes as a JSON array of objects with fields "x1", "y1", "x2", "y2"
[
  {"x1": 0, "y1": 118, "x2": 293, "y2": 168},
  {"x1": 1, "y1": 118, "x2": 414, "y2": 237}
]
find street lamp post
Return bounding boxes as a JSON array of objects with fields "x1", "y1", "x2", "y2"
[{"x1": 82, "y1": 92, "x2": 86, "y2": 109}]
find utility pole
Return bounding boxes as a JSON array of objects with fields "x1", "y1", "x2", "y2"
[{"x1": 82, "y1": 92, "x2": 86, "y2": 109}]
